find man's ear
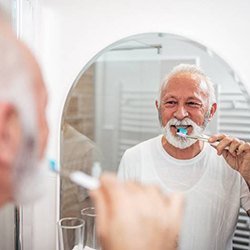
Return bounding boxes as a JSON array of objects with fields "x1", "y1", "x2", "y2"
[
  {"x1": 0, "y1": 103, "x2": 21, "y2": 165},
  {"x1": 208, "y1": 103, "x2": 217, "y2": 120},
  {"x1": 155, "y1": 100, "x2": 159, "y2": 109}
]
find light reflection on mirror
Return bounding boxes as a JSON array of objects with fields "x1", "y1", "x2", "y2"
[{"x1": 60, "y1": 33, "x2": 250, "y2": 248}]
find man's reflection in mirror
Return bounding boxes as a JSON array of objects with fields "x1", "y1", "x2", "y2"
[{"x1": 118, "y1": 64, "x2": 250, "y2": 250}]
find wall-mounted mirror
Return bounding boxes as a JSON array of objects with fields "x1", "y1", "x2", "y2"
[{"x1": 60, "y1": 33, "x2": 250, "y2": 248}]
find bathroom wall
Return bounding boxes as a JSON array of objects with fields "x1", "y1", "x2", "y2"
[
  {"x1": 17, "y1": 0, "x2": 250, "y2": 249},
  {"x1": 0, "y1": 204, "x2": 14, "y2": 250},
  {"x1": 0, "y1": 0, "x2": 11, "y2": 14}
]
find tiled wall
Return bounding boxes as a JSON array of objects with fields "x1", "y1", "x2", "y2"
[{"x1": 60, "y1": 65, "x2": 96, "y2": 218}]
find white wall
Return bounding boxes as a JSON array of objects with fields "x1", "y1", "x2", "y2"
[
  {"x1": 0, "y1": 204, "x2": 14, "y2": 250},
  {"x1": 19, "y1": 0, "x2": 250, "y2": 249},
  {"x1": 0, "y1": 0, "x2": 11, "y2": 15}
]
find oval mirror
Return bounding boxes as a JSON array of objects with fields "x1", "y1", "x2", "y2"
[{"x1": 60, "y1": 32, "x2": 250, "y2": 248}]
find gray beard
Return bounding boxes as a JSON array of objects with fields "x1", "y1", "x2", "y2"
[
  {"x1": 161, "y1": 117, "x2": 207, "y2": 149},
  {"x1": 12, "y1": 134, "x2": 48, "y2": 205}
]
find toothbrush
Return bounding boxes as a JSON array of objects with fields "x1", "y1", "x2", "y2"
[
  {"x1": 176, "y1": 128, "x2": 229, "y2": 149},
  {"x1": 49, "y1": 159, "x2": 100, "y2": 190},
  {"x1": 176, "y1": 130, "x2": 210, "y2": 142}
]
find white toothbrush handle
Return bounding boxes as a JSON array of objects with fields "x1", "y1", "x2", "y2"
[
  {"x1": 199, "y1": 134, "x2": 229, "y2": 150},
  {"x1": 209, "y1": 141, "x2": 229, "y2": 150},
  {"x1": 69, "y1": 171, "x2": 100, "y2": 190}
]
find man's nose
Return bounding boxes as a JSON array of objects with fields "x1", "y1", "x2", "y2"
[{"x1": 174, "y1": 105, "x2": 188, "y2": 120}]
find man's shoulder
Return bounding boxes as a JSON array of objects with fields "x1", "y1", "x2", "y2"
[
  {"x1": 126, "y1": 135, "x2": 161, "y2": 153},
  {"x1": 120, "y1": 135, "x2": 161, "y2": 167}
]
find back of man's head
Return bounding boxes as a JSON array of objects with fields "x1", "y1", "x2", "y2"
[
  {"x1": 0, "y1": 10, "x2": 37, "y2": 131},
  {"x1": 0, "y1": 8, "x2": 48, "y2": 206}
]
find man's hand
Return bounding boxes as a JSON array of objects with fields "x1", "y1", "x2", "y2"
[
  {"x1": 90, "y1": 174, "x2": 183, "y2": 250},
  {"x1": 209, "y1": 134, "x2": 250, "y2": 188}
]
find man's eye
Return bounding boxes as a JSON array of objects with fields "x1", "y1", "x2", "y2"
[
  {"x1": 164, "y1": 101, "x2": 177, "y2": 106},
  {"x1": 187, "y1": 102, "x2": 201, "y2": 108}
]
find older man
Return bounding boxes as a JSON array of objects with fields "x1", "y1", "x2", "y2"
[
  {"x1": 118, "y1": 64, "x2": 250, "y2": 250},
  {"x1": 0, "y1": 10, "x2": 49, "y2": 206},
  {"x1": 0, "y1": 9, "x2": 183, "y2": 250}
]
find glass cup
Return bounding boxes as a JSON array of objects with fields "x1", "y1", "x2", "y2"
[
  {"x1": 81, "y1": 207, "x2": 100, "y2": 250},
  {"x1": 57, "y1": 217, "x2": 85, "y2": 250}
]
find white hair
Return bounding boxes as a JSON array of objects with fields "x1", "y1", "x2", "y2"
[
  {"x1": 158, "y1": 64, "x2": 216, "y2": 109},
  {"x1": 0, "y1": 14, "x2": 37, "y2": 136}
]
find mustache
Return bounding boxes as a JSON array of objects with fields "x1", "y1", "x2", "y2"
[{"x1": 167, "y1": 118, "x2": 198, "y2": 127}]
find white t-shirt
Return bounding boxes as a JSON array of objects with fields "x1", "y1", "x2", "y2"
[{"x1": 118, "y1": 135, "x2": 250, "y2": 250}]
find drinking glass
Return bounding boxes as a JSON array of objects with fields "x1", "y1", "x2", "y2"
[
  {"x1": 81, "y1": 207, "x2": 100, "y2": 249},
  {"x1": 58, "y1": 217, "x2": 85, "y2": 250}
]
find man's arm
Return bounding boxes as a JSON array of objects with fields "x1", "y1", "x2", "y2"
[{"x1": 90, "y1": 174, "x2": 183, "y2": 250}]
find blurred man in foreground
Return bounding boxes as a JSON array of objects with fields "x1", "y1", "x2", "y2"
[
  {"x1": 91, "y1": 174, "x2": 183, "y2": 250},
  {"x1": 0, "y1": 9, "x2": 183, "y2": 250}
]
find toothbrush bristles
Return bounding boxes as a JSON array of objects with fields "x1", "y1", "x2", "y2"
[
  {"x1": 176, "y1": 132, "x2": 187, "y2": 138},
  {"x1": 176, "y1": 127, "x2": 188, "y2": 134},
  {"x1": 49, "y1": 159, "x2": 58, "y2": 172}
]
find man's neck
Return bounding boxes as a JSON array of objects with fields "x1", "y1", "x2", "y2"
[{"x1": 161, "y1": 136, "x2": 204, "y2": 159}]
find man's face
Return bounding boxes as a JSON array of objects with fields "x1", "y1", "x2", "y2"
[{"x1": 157, "y1": 72, "x2": 213, "y2": 147}]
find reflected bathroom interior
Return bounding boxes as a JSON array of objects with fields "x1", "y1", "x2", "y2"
[{"x1": 60, "y1": 33, "x2": 250, "y2": 249}]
